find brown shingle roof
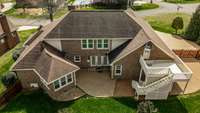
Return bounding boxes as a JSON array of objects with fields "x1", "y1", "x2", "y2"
[
  {"x1": 110, "y1": 9, "x2": 178, "y2": 63},
  {"x1": 35, "y1": 49, "x2": 79, "y2": 83},
  {"x1": 45, "y1": 10, "x2": 141, "y2": 39}
]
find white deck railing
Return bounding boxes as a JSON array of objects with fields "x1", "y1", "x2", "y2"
[
  {"x1": 139, "y1": 56, "x2": 170, "y2": 76},
  {"x1": 139, "y1": 56, "x2": 191, "y2": 80}
]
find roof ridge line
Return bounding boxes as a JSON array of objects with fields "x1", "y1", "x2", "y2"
[{"x1": 44, "y1": 49, "x2": 80, "y2": 69}]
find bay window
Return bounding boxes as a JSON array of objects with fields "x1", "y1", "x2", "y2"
[{"x1": 53, "y1": 73, "x2": 74, "y2": 91}]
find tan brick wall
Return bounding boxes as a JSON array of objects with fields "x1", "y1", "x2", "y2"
[
  {"x1": 0, "y1": 36, "x2": 9, "y2": 56},
  {"x1": 16, "y1": 69, "x2": 77, "y2": 100},
  {"x1": 113, "y1": 43, "x2": 172, "y2": 80},
  {"x1": 61, "y1": 40, "x2": 110, "y2": 68},
  {"x1": 16, "y1": 70, "x2": 41, "y2": 90}
]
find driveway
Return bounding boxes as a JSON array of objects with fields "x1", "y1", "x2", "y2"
[
  {"x1": 135, "y1": 2, "x2": 199, "y2": 17},
  {"x1": 182, "y1": 58, "x2": 200, "y2": 94}
]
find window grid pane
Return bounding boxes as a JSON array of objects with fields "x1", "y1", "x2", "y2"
[
  {"x1": 88, "y1": 40, "x2": 93, "y2": 48},
  {"x1": 82, "y1": 40, "x2": 87, "y2": 48},
  {"x1": 61, "y1": 77, "x2": 66, "y2": 86},
  {"x1": 54, "y1": 80, "x2": 60, "y2": 89},
  {"x1": 67, "y1": 74, "x2": 72, "y2": 83},
  {"x1": 97, "y1": 40, "x2": 102, "y2": 48},
  {"x1": 103, "y1": 40, "x2": 108, "y2": 48}
]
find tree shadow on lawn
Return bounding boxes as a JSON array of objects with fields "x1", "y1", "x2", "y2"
[
  {"x1": 113, "y1": 97, "x2": 138, "y2": 110},
  {"x1": 113, "y1": 96, "x2": 188, "y2": 113},
  {"x1": 0, "y1": 90, "x2": 75, "y2": 113},
  {"x1": 153, "y1": 96, "x2": 188, "y2": 113}
]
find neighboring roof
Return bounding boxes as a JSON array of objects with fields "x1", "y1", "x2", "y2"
[
  {"x1": 0, "y1": 15, "x2": 17, "y2": 35},
  {"x1": 45, "y1": 10, "x2": 141, "y2": 39},
  {"x1": 155, "y1": 31, "x2": 200, "y2": 50}
]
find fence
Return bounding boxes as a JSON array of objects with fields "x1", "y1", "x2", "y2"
[
  {"x1": 0, "y1": 81, "x2": 22, "y2": 106},
  {"x1": 173, "y1": 50, "x2": 200, "y2": 59}
]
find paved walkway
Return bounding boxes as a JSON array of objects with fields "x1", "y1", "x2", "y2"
[
  {"x1": 135, "y1": 2, "x2": 199, "y2": 17},
  {"x1": 182, "y1": 58, "x2": 200, "y2": 94},
  {"x1": 17, "y1": 26, "x2": 39, "y2": 31},
  {"x1": 0, "y1": 2, "x2": 14, "y2": 12},
  {"x1": 8, "y1": 17, "x2": 51, "y2": 27},
  {"x1": 156, "y1": 31, "x2": 200, "y2": 50}
]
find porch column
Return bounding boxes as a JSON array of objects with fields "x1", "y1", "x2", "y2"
[
  {"x1": 139, "y1": 68, "x2": 143, "y2": 83},
  {"x1": 73, "y1": 72, "x2": 77, "y2": 86}
]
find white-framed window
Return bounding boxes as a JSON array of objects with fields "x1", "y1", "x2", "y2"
[
  {"x1": 97, "y1": 39, "x2": 109, "y2": 49},
  {"x1": 81, "y1": 39, "x2": 94, "y2": 49},
  {"x1": 0, "y1": 38, "x2": 5, "y2": 44},
  {"x1": 74, "y1": 56, "x2": 81, "y2": 62},
  {"x1": 53, "y1": 73, "x2": 74, "y2": 91},
  {"x1": 115, "y1": 65, "x2": 122, "y2": 76}
]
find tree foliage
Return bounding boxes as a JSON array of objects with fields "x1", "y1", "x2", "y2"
[
  {"x1": 171, "y1": 16, "x2": 184, "y2": 34},
  {"x1": 137, "y1": 101, "x2": 157, "y2": 113},
  {"x1": 1, "y1": 72, "x2": 17, "y2": 88},
  {"x1": 185, "y1": 5, "x2": 200, "y2": 42}
]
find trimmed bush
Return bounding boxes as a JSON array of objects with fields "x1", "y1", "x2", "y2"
[
  {"x1": 1, "y1": 72, "x2": 17, "y2": 88},
  {"x1": 171, "y1": 17, "x2": 184, "y2": 34},
  {"x1": 132, "y1": 3, "x2": 159, "y2": 11}
]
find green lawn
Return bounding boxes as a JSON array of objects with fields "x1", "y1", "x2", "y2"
[
  {"x1": 132, "y1": 3, "x2": 159, "y2": 11},
  {"x1": 164, "y1": 0, "x2": 200, "y2": 4},
  {"x1": 0, "y1": 0, "x2": 14, "y2": 3},
  {"x1": 4, "y1": 7, "x2": 68, "y2": 19},
  {"x1": 144, "y1": 13, "x2": 191, "y2": 34},
  {"x1": 1, "y1": 90, "x2": 200, "y2": 113},
  {"x1": 0, "y1": 29, "x2": 37, "y2": 93}
]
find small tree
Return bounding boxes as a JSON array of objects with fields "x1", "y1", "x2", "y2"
[
  {"x1": 171, "y1": 16, "x2": 184, "y2": 34},
  {"x1": 185, "y1": 5, "x2": 200, "y2": 41},
  {"x1": 137, "y1": 101, "x2": 157, "y2": 113},
  {"x1": 1, "y1": 72, "x2": 17, "y2": 88}
]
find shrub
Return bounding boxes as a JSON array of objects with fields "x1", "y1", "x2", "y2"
[
  {"x1": 12, "y1": 48, "x2": 24, "y2": 61},
  {"x1": 171, "y1": 16, "x2": 184, "y2": 34},
  {"x1": 185, "y1": 5, "x2": 200, "y2": 41},
  {"x1": 1, "y1": 72, "x2": 17, "y2": 88},
  {"x1": 137, "y1": 101, "x2": 157, "y2": 113},
  {"x1": 132, "y1": 3, "x2": 159, "y2": 11}
]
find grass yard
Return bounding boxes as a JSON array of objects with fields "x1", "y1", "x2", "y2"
[
  {"x1": 1, "y1": 90, "x2": 200, "y2": 113},
  {"x1": 4, "y1": 7, "x2": 68, "y2": 19},
  {"x1": 164, "y1": 0, "x2": 200, "y2": 4},
  {"x1": 0, "y1": 0, "x2": 14, "y2": 3},
  {"x1": 144, "y1": 13, "x2": 191, "y2": 34},
  {"x1": 132, "y1": 3, "x2": 159, "y2": 11},
  {"x1": 0, "y1": 29, "x2": 37, "y2": 93}
]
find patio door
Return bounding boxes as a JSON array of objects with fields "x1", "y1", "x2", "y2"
[{"x1": 90, "y1": 56, "x2": 109, "y2": 66}]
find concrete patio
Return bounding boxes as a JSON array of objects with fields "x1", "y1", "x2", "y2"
[
  {"x1": 76, "y1": 70, "x2": 116, "y2": 97},
  {"x1": 170, "y1": 58, "x2": 200, "y2": 95}
]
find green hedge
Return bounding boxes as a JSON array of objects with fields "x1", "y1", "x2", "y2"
[{"x1": 132, "y1": 3, "x2": 159, "y2": 11}]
